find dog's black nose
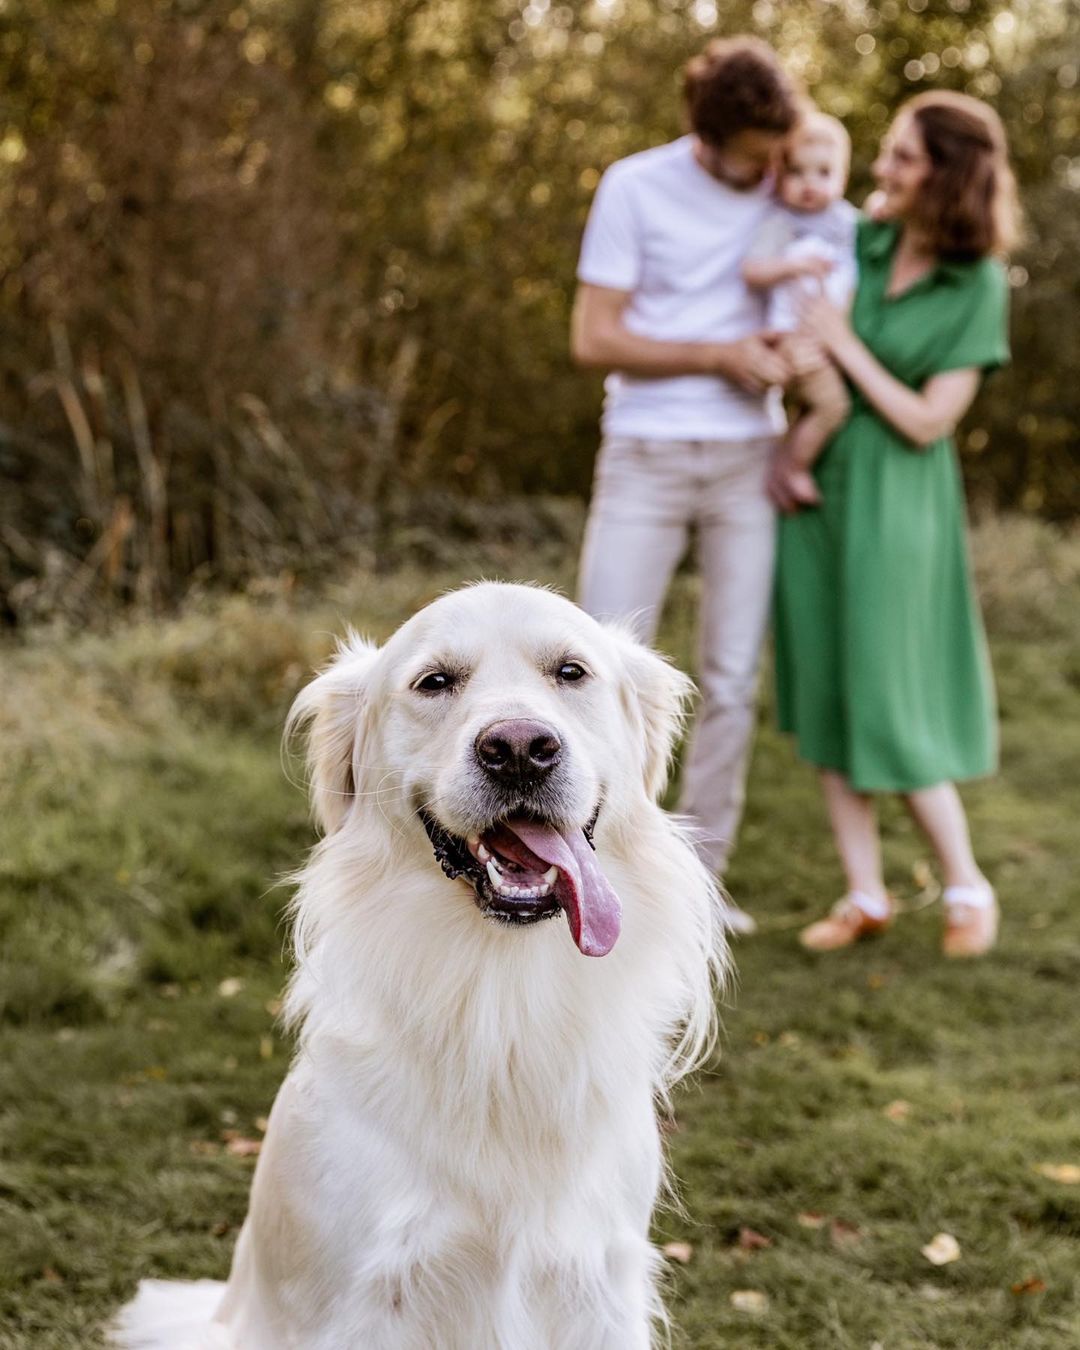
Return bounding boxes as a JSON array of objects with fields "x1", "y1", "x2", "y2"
[{"x1": 475, "y1": 719, "x2": 562, "y2": 781}]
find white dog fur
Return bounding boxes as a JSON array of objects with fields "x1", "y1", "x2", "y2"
[{"x1": 110, "y1": 582, "x2": 726, "y2": 1350}]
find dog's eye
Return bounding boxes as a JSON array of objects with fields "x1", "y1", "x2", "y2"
[
  {"x1": 415, "y1": 671, "x2": 455, "y2": 694},
  {"x1": 556, "y1": 662, "x2": 587, "y2": 684}
]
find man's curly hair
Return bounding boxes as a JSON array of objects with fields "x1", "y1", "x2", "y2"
[{"x1": 683, "y1": 37, "x2": 799, "y2": 147}]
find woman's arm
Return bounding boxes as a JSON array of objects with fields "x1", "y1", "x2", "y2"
[{"x1": 801, "y1": 295, "x2": 980, "y2": 449}]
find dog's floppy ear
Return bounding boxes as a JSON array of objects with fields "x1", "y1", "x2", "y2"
[
  {"x1": 606, "y1": 624, "x2": 695, "y2": 800},
  {"x1": 285, "y1": 630, "x2": 381, "y2": 835}
]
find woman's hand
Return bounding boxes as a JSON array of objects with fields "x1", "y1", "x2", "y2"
[
  {"x1": 783, "y1": 331, "x2": 827, "y2": 377},
  {"x1": 863, "y1": 188, "x2": 889, "y2": 221},
  {"x1": 800, "y1": 294, "x2": 857, "y2": 361}
]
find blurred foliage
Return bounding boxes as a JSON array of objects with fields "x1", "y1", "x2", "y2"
[{"x1": 0, "y1": 0, "x2": 1076, "y2": 621}]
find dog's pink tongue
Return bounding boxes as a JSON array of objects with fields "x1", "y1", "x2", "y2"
[{"x1": 506, "y1": 820, "x2": 621, "y2": 957}]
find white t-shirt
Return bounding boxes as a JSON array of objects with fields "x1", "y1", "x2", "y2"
[
  {"x1": 750, "y1": 199, "x2": 859, "y2": 332},
  {"x1": 577, "y1": 135, "x2": 784, "y2": 441}
]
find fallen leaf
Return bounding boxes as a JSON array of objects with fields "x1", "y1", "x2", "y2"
[
  {"x1": 41, "y1": 1267, "x2": 64, "y2": 1284},
  {"x1": 752, "y1": 1031, "x2": 770, "y2": 1047},
  {"x1": 912, "y1": 859, "x2": 933, "y2": 889},
  {"x1": 917, "y1": 1282, "x2": 949, "y2": 1301},
  {"x1": 830, "y1": 1219, "x2": 863, "y2": 1247},
  {"x1": 737, "y1": 1227, "x2": 773, "y2": 1251},
  {"x1": 797, "y1": 1212, "x2": 827, "y2": 1229},
  {"x1": 730, "y1": 1289, "x2": 768, "y2": 1315},
  {"x1": 1011, "y1": 1276, "x2": 1047, "y2": 1296},
  {"x1": 866, "y1": 973, "x2": 887, "y2": 990},
  {"x1": 884, "y1": 1099, "x2": 912, "y2": 1123},
  {"x1": 661, "y1": 1241, "x2": 693, "y2": 1264},
  {"x1": 211, "y1": 1220, "x2": 232, "y2": 1238},
  {"x1": 218, "y1": 977, "x2": 244, "y2": 998},
  {"x1": 190, "y1": 1140, "x2": 220, "y2": 1157},
  {"x1": 259, "y1": 1035, "x2": 274, "y2": 1060},
  {"x1": 778, "y1": 1031, "x2": 800, "y2": 1048},
  {"x1": 254, "y1": 1116, "x2": 269, "y2": 1133},
  {"x1": 1035, "y1": 1163, "x2": 1080, "y2": 1184},
  {"x1": 921, "y1": 1232, "x2": 961, "y2": 1266}
]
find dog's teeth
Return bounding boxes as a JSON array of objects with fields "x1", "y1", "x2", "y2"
[
  {"x1": 486, "y1": 859, "x2": 504, "y2": 889},
  {"x1": 477, "y1": 842, "x2": 492, "y2": 863},
  {"x1": 542, "y1": 865, "x2": 558, "y2": 884}
]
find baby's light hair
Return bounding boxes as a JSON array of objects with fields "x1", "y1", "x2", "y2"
[{"x1": 786, "y1": 108, "x2": 852, "y2": 175}]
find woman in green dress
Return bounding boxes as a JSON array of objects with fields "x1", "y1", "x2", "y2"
[{"x1": 771, "y1": 91, "x2": 1019, "y2": 957}]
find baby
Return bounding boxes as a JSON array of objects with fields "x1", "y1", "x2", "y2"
[{"x1": 743, "y1": 111, "x2": 858, "y2": 505}]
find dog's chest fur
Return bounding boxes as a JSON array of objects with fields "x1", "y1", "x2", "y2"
[
  {"x1": 231, "y1": 840, "x2": 698, "y2": 1348},
  {"x1": 108, "y1": 588, "x2": 724, "y2": 1350}
]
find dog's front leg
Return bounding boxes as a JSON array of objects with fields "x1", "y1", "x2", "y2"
[{"x1": 531, "y1": 1235, "x2": 659, "y2": 1350}]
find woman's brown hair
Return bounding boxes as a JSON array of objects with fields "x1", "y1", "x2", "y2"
[
  {"x1": 683, "y1": 37, "x2": 799, "y2": 147},
  {"x1": 905, "y1": 91, "x2": 1020, "y2": 260}
]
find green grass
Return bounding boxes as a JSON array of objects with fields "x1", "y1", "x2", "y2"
[{"x1": 1, "y1": 519, "x2": 1078, "y2": 1348}]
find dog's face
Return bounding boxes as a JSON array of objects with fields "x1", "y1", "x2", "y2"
[{"x1": 289, "y1": 584, "x2": 691, "y2": 957}]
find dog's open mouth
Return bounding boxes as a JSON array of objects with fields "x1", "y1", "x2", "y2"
[{"x1": 420, "y1": 810, "x2": 621, "y2": 958}]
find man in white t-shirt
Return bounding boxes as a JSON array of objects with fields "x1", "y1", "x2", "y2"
[{"x1": 572, "y1": 37, "x2": 800, "y2": 932}]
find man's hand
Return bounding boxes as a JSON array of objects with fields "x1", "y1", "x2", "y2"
[
  {"x1": 712, "y1": 333, "x2": 791, "y2": 394},
  {"x1": 573, "y1": 284, "x2": 792, "y2": 385}
]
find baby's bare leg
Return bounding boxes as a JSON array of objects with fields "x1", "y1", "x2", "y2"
[{"x1": 786, "y1": 357, "x2": 851, "y2": 471}]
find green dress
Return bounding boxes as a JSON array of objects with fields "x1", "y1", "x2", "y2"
[{"x1": 774, "y1": 219, "x2": 1009, "y2": 792}]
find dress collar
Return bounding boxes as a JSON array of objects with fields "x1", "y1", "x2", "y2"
[{"x1": 868, "y1": 220, "x2": 968, "y2": 287}]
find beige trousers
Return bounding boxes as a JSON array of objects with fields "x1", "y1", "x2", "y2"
[{"x1": 578, "y1": 435, "x2": 778, "y2": 873}]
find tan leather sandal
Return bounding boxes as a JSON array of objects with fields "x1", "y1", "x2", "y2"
[
  {"x1": 942, "y1": 884, "x2": 998, "y2": 958},
  {"x1": 720, "y1": 900, "x2": 757, "y2": 937},
  {"x1": 799, "y1": 892, "x2": 893, "y2": 952}
]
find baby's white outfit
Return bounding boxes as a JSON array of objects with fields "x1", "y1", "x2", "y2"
[{"x1": 750, "y1": 199, "x2": 860, "y2": 332}]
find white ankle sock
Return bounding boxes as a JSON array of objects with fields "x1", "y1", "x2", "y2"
[
  {"x1": 943, "y1": 884, "x2": 994, "y2": 910},
  {"x1": 850, "y1": 890, "x2": 890, "y2": 920}
]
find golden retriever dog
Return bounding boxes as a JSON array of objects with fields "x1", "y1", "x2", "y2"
[{"x1": 110, "y1": 582, "x2": 725, "y2": 1350}]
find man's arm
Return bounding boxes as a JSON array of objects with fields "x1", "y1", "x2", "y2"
[{"x1": 570, "y1": 283, "x2": 790, "y2": 395}]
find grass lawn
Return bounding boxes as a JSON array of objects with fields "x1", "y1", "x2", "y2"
[{"x1": 1, "y1": 518, "x2": 1078, "y2": 1348}]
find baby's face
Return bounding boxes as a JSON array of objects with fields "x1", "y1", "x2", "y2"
[{"x1": 778, "y1": 137, "x2": 848, "y2": 213}]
